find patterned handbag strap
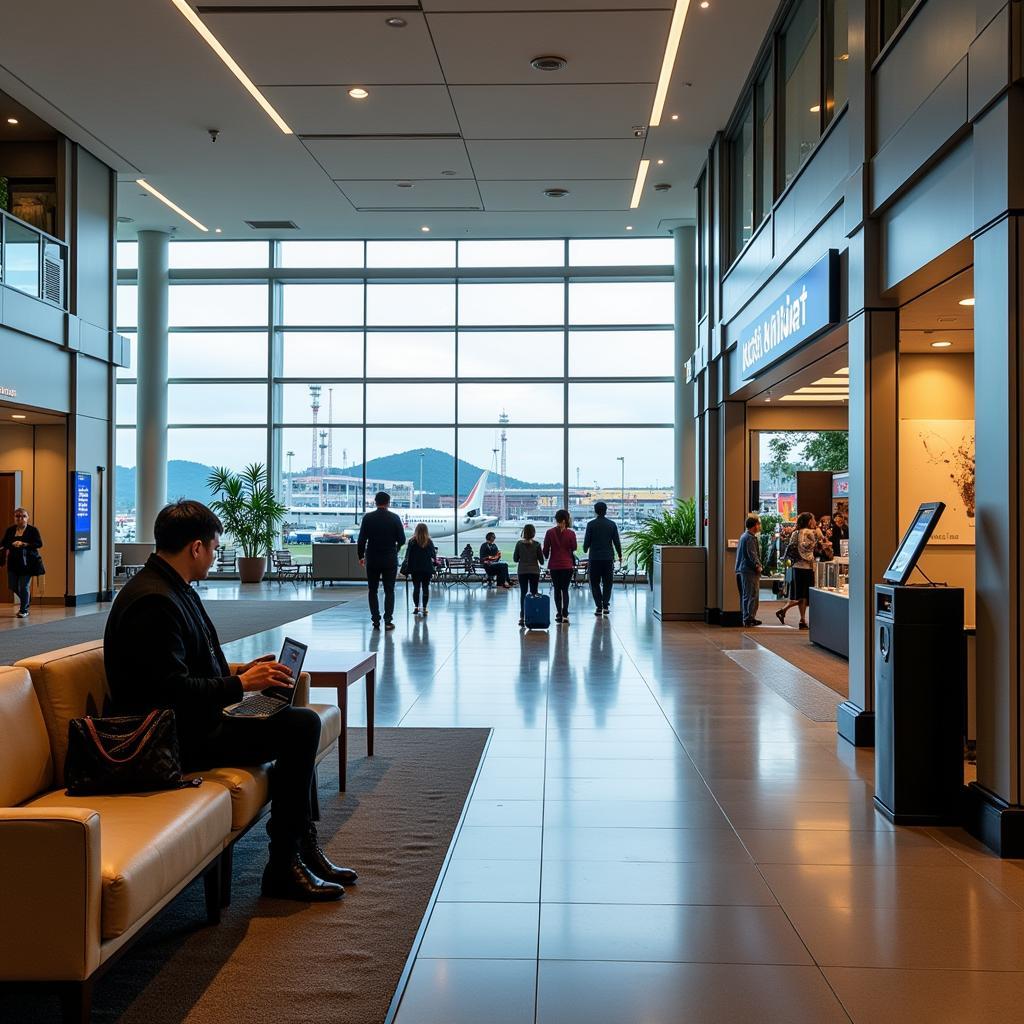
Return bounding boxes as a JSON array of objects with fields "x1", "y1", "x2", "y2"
[{"x1": 84, "y1": 711, "x2": 161, "y2": 764}]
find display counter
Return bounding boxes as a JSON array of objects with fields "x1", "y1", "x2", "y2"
[
  {"x1": 808, "y1": 587, "x2": 849, "y2": 659},
  {"x1": 312, "y1": 542, "x2": 365, "y2": 583}
]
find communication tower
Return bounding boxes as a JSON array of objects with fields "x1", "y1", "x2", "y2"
[
  {"x1": 309, "y1": 385, "x2": 322, "y2": 471},
  {"x1": 327, "y1": 387, "x2": 334, "y2": 471},
  {"x1": 498, "y1": 410, "x2": 509, "y2": 523}
]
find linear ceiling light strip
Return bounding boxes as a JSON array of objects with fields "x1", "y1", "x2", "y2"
[
  {"x1": 650, "y1": 0, "x2": 692, "y2": 128},
  {"x1": 630, "y1": 159, "x2": 651, "y2": 209},
  {"x1": 136, "y1": 179, "x2": 209, "y2": 231},
  {"x1": 170, "y1": 0, "x2": 293, "y2": 134}
]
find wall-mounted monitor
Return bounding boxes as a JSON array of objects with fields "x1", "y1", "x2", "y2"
[
  {"x1": 71, "y1": 471, "x2": 91, "y2": 552},
  {"x1": 882, "y1": 501, "x2": 945, "y2": 585}
]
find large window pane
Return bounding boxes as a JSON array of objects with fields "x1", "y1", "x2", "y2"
[
  {"x1": 366, "y1": 240, "x2": 455, "y2": 268},
  {"x1": 459, "y1": 283, "x2": 564, "y2": 326},
  {"x1": 169, "y1": 241, "x2": 268, "y2": 268},
  {"x1": 366, "y1": 283, "x2": 455, "y2": 326},
  {"x1": 278, "y1": 382, "x2": 363, "y2": 424},
  {"x1": 758, "y1": 63, "x2": 775, "y2": 217},
  {"x1": 115, "y1": 428, "x2": 136, "y2": 534},
  {"x1": 168, "y1": 429, "x2": 270, "y2": 505},
  {"x1": 169, "y1": 284, "x2": 267, "y2": 327},
  {"x1": 731, "y1": 98, "x2": 755, "y2": 257},
  {"x1": 366, "y1": 383, "x2": 454, "y2": 423},
  {"x1": 278, "y1": 240, "x2": 364, "y2": 268},
  {"x1": 117, "y1": 284, "x2": 138, "y2": 330},
  {"x1": 116, "y1": 241, "x2": 138, "y2": 271},
  {"x1": 881, "y1": 0, "x2": 915, "y2": 46},
  {"x1": 569, "y1": 382, "x2": 674, "y2": 423},
  {"x1": 168, "y1": 383, "x2": 267, "y2": 424},
  {"x1": 169, "y1": 332, "x2": 267, "y2": 378},
  {"x1": 117, "y1": 333, "x2": 137, "y2": 379},
  {"x1": 4, "y1": 219, "x2": 40, "y2": 296},
  {"x1": 459, "y1": 383, "x2": 563, "y2": 424},
  {"x1": 459, "y1": 239, "x2": 564, "y2": 268},
  {"x1": 458, "y1": 331, "x2": 563, "y2": 378},
  {"x1": 116, "y1": 383, "x2": 136, "y2": 426},
  {"x1": 280, "y1": 332, "x2": 363, "y2": 377},
  {"x1": 569, "y1": 330, "x2": 673, "y2": 377},
  {"x1": 828, "y1": 0, "x2": 848, "y2": 120},
  {"x1": 782, "y1": 0, "x2": 822, "y2": 187},
  {"x1": 281, "y1": 284, "x2": 362, "y2": 326},
  {"x1": 367, "y1": 332, "x2": 455, "y2": 377},
  {"x1": 569, "y1": 238, "x2": 673, "y2": 266},
  {"x1": 569, "y1": 281, "x2": 673, "y2": 325}
]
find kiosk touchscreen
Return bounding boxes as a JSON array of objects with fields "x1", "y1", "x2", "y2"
[{"x1": 882, "y1": 501, "x2": 945, "y2": 586}]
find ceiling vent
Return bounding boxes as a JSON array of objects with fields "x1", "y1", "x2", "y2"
[
  {"x1": 245, "y1": 219, "x2": 299, "y2": 230},
  {"x1": 544, "y1": 188, "x2": 570, "y2": 198},
  {"x1": 531, "y1": 55, "x2": 568, "y2": 71}
]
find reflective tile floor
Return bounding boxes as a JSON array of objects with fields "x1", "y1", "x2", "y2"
[{"x1": 28, "y1": 580, "x2": 1024, "y2": 1021}]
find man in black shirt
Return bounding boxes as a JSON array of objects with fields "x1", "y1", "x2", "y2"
[
  {"x1": 583, "y1": 501, "x2": 622, "y2": 616},
  {"x1": 357, "y1": 490, "x2": 406, "y2": 630},
  {"x1": 104, "y1": 500, "x2": 356, "y2": 902}
]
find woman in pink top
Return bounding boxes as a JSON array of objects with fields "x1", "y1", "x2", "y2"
[{"x1": 543, "y1": 509, "x2": 577, "y2": 625}]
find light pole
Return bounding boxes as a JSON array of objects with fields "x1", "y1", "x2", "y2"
[
  {"x1": 617, "y1": 456, "x2": 625, "y2": 524},
  {"x1": 419, "y1": 452, "x2": 424, "y2": 509},
  {"x1": 286, "y1": 450, "x2": 294, "y2": 505}
]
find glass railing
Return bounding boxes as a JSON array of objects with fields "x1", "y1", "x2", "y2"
[{"x1": 0, "y1": 209, "x2": 67, "y2": 309}]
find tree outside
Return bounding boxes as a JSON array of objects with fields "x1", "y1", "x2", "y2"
[{"x1": 764, "y1": 431, "x2": 848, "y2": 489}]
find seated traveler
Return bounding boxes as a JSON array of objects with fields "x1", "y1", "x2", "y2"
[
  {"x1": 479, "y1": 532, "x2": 512, "y2": 588},
  {"x1": 103, "y1": 500, "x2": 357, "y2": 902}
]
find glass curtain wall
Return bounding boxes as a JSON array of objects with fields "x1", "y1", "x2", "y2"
[{"x1": 115, "y1": 238, "x2": 673, "y2": 564}]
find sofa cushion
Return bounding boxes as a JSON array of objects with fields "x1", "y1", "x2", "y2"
[
  {"x1": 16, "y1": 641, "x2": 109, "y2": 788},
  {"x1": 0, "y1": 667, "x2": 53, "y2": 806},
  {"x1": 312, "y1": 703, "x2": 341, "y2": 759},
  {"x1": 27, "y1": 783, "x2": 231, "y2": 940}
]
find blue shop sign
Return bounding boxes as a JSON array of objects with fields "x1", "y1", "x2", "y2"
[
  {"x1": 72, "y1": 471, "x2": 92, "y2": 552},
  {"x1": 737, "y1": 250, "x2": 839, "y2": 379}
]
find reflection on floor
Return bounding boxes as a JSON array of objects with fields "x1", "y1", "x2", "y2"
[{"x1": 15, "y1": 578, "x2": 1023, "y2": 1021}]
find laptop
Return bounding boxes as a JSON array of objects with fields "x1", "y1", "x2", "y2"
[{"x1": 223, "y1": 637, "x2": 308, "y2": 720}]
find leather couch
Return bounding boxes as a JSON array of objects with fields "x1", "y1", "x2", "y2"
[{"x1": 0, "y1": 641, "x2": 341, "y2": 1022}]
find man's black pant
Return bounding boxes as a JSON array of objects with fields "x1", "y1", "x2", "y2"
[
  {"x1": 191, "y1": 706, "x2": 321, "y2": 853},
  {"x1": 588, "y1": 558, "x2": 615, "y2": 609},
  {"x1": 366, "y1": 559, "x2": 398, "y2": 623}
]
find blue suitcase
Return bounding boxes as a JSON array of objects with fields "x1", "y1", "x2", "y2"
[{"x1": 524, "y1": 592, "x2": 550, "y2": 629}]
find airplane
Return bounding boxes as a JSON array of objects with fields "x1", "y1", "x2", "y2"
[{"x1": 286, "y1": 469, "x2": 498, "y2": 542}]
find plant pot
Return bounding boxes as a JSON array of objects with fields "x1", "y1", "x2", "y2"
[
  {"x1": 652, "y1": 545, "x2": 706, "y2": 621},
  {"x1": 237, "y1": 556, "x2": 267, "y2": 584}
]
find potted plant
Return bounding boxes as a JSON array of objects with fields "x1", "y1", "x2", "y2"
[
  {"x1": 624, "y1": 497, "x2": 697, "y2": 578},
  {"x1": 207, "y1": 463, "x2": 287, "y2": 584}
]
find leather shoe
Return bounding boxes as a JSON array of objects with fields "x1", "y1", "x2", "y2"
[
  {"x1": 302, "y1": 829, "x2": 359, "y2": 887},
  {"x1": 261, "y1": 853, "x2": 344, "y2": 901}
]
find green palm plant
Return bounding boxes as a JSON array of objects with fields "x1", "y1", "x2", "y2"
[
  {"x1": 206, "y1": 463, "x2": 287, "y2": 559},
  {"x1": 623, "y1": 497, "x2": 698, "y2": 578}
]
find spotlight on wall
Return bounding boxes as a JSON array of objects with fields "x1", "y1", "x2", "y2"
[{"x1": 930, "y1": 340, "x2": 953, "y2": 348}]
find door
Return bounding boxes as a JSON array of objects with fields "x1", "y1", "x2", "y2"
[{"x1": 0, "y1": 473, "x2": 15, "y2": 603}]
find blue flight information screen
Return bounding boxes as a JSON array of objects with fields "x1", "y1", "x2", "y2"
[{"x1": 73, "y1": 472, "x2": 91, "y2": 551}]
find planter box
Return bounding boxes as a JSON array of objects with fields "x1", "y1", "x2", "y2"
[{"x1": 652, "y1": 545, "x2": 706, "y2": 621}]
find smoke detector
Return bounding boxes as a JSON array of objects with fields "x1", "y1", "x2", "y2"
[
  {"x1": 544, "y1": 187, "x2": 570, "y2": 198},
  {"x1": 531, "y1": 55, "x2": 568, "y2": 72}
]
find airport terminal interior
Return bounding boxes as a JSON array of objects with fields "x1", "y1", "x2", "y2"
[{"x1": 2, "y1": 1, "x2": 1024, "y2": 1022}]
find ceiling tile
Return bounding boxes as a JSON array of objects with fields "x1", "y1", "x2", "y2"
[
  {"x1": 263, "y1": 85, "x2": 460, "y2": 136},
  {"x1": 467, "y1": 139, "x2": 644, "y2": 179},
  {"x1": 427, "y1": 11, "x2": 669, "y2": 85},
  {"x1": 452, "y1": 84, "x2": 654, "y2": 140},
  {"x1": 201, "y1": 10, "x2": 444, "y2": 86},
  {"x1": 336, "y1": 178, "x2": 482, "y2": 210},
  {"x1": 479, "y1": 179, "x2": 634, "y2": 211},
  {"x1": 305, "y1": 138, "x2": 473, "y2": 179}
]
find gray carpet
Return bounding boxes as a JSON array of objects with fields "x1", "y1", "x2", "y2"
[
  {"x1": 3, "y1": 727, "x2": 489, "y2": 1024},
  {"x1": 742, "y1": 629, "x2": 849, "y2": 697},
  {"x1": 724, "y1": 648, "x2": 843, "y2": 722},
  {"x1": 0, "y1": 600, "x2": 347, "y2": 664}
]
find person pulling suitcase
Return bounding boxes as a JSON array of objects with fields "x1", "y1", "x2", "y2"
[{"x1": 513, "y1": 524, "x2": 547, "y2": 629}]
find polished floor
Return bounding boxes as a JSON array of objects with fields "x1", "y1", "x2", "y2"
[{"x1": 12, "y1": 580, "x2": 1024, "y2": 1021}]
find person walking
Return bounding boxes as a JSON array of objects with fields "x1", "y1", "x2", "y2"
[
  {"x1": 582, "y1": 500, "x2": 622, "y2": 617},
  {"x1": 1, "y1": 507, "x2": 44, "y2": 618},
  {"x1": 479, "y1": 531, "x2": 512, "y2": 588},
  {"x1": 403, "y1": 522, "x2": 438, "y2": 617},
  {"x1": 513, "y1": 523, "x2": 544, "y2": 626},
  {"x1": 735, "y1": 514, "x2": 762, "y2": 627},
  {"x1": 776, "y1": 511, "x2": 821, "y2": 630},
  {"x1": 543, "y1": 509, "x2": 577, "y2": 625},
  {"x1": 357, "y1": 491, "x2": 406, "y2": 630}
]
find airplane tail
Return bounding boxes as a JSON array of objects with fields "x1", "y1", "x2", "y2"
[{"x1": 459, "y1": 469, "x2": 489, "y2": 511}]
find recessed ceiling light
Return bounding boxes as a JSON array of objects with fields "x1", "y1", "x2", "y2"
[
  {"x1": 544, "y1": 187, "x2": 570, "y2": 198},
  {"x1": 810, "y1": 104, "x2": 821, "y2": 113},
  {"x1": 625, "y1": 225, "x2": 633, "y2": 231},
  {"x1": 215, "y1": 227, "x2": 222, "y2": 233},
  {"x1": 349, "y1": 88, "x2": 369, "y2": 99},
  {"x1": 836, "y1": 367, "x2": 849, "y2": 375},
  {"x1": 530, "y1": 55, "x2": 568, "y2": 72},
  {"x1": 838, "y1": 52, "x2": 850, "y2": 61},
  {"x1": 700, "y1": 1, "x2": 709, "y2": 7},
  {"x1": 397, "y1": 182, "x2": 415, "y2": 189},
  {"x1": 6, "y1": 117, "x2": 17, "y2": 125},
  {"x1": 649, "y1": 0, "x2": 694, "y2": 127},
  {"x1": 170, "y1": 0, "x2": 293, "y2": 134},
  {"x1": 931, "y1": 340, "x2": 953, "y2": 348},
  {"x1": 657, "y1": 159, "x2": 665, "y2": 165},
  {"x1": 421, "y1": 226, "x2": 430, "y2": 232},
  {"x1": 441, "y1": 170, "x2": 457, "y2": 176},
  {"x1": 671, "y1": 114, "x2": 679, "y2": 120},
  {"x1": 135, "y1": 179, "x2": 208, "y2": 231},
  {"x1": 959, "y1": 297, "x2": 975, "y2": 306},
  {"x1": 11, "y1": 414, "x2": 26, "y2": 419},
  {"x1": 630, "y1": 159, "x2": 651, "y2": 209},
  {"x1": 385, "y1": 16, "x2": 406, "y2": 27}
]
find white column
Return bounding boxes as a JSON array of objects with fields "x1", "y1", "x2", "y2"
[{"x1": 674, "y1": 225, "x2": 697, "y2": 500}]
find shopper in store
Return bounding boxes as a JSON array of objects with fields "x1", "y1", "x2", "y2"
[
  {"x1": 776, "y1": 511, "x2": 822, "y2": 630},
  {"x1": 357, "y1": 490, "x2": 406, "y2": 631},
  {"x1": 479, "y1": 531, "x2": 513, "y2": 588},
  {"x1": 735, "y1": 514, "x2": 762, "y2": 627},
  {"x1": 1, "y1": 507, "x2": 44, "y2": 618},
  {"x1": 402, "y1": 522, "x2": 438, "y2": 617},
  {"x1": 543, "y1": 509, "x2": 577, "y2": 625},
  {"x1": 513, "y1": 523, "x2": 544, "y2": 626},
  {"x1": 583, "y1": 500, "x2": 622, "y2": 617},
  {"x1": 830, "y1": 512, "x2": 849, "y2": 554}
]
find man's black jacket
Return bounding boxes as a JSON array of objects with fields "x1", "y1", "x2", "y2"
[
  {"x1": 103, "y1": 554, "x2": 243, "y2": 766},
  {"x1": 583, "y1": 516, "x2": 622, "y2": 560},
  {"x1": 357, "y1": 507, "x2": 406, "y2": 564}
]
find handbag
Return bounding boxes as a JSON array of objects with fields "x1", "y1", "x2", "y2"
[{"x1": 65, "y1": 709, "x2": 199, "y2": 795}]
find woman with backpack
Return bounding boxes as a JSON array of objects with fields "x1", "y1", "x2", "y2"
[
  {"x1": 402, "y1": 523, "x2": 438, "y2": 617},
  {"x1": 776, "y1": 511, "x2": 822, "y2": 630},
  {"x1": 513, "y1": 523, "x2": 544, "y2": 627},
  {"x1": 543, "y1": 509, "x2": 577, "y2": 625}
]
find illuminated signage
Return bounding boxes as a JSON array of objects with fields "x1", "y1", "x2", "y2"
[
  {"x1": 72, "y1": 472, "x2": 92, "y2": 552},
  {"x1": 737, "y1": 250, "x2": 839, "y2": 379}
]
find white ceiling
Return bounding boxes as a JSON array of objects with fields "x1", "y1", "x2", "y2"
[{"x1": 0, "y1": 0, "x2": 780, "y2": 240}]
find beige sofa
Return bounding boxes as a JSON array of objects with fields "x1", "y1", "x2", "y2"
[{"x1": 0, "y1": 641, "x2": 341, "y2": 1022}]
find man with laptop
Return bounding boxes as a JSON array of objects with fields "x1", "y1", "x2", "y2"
[{"x1": 104, "y1": 500, "x2": 356, "y2": 902}]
